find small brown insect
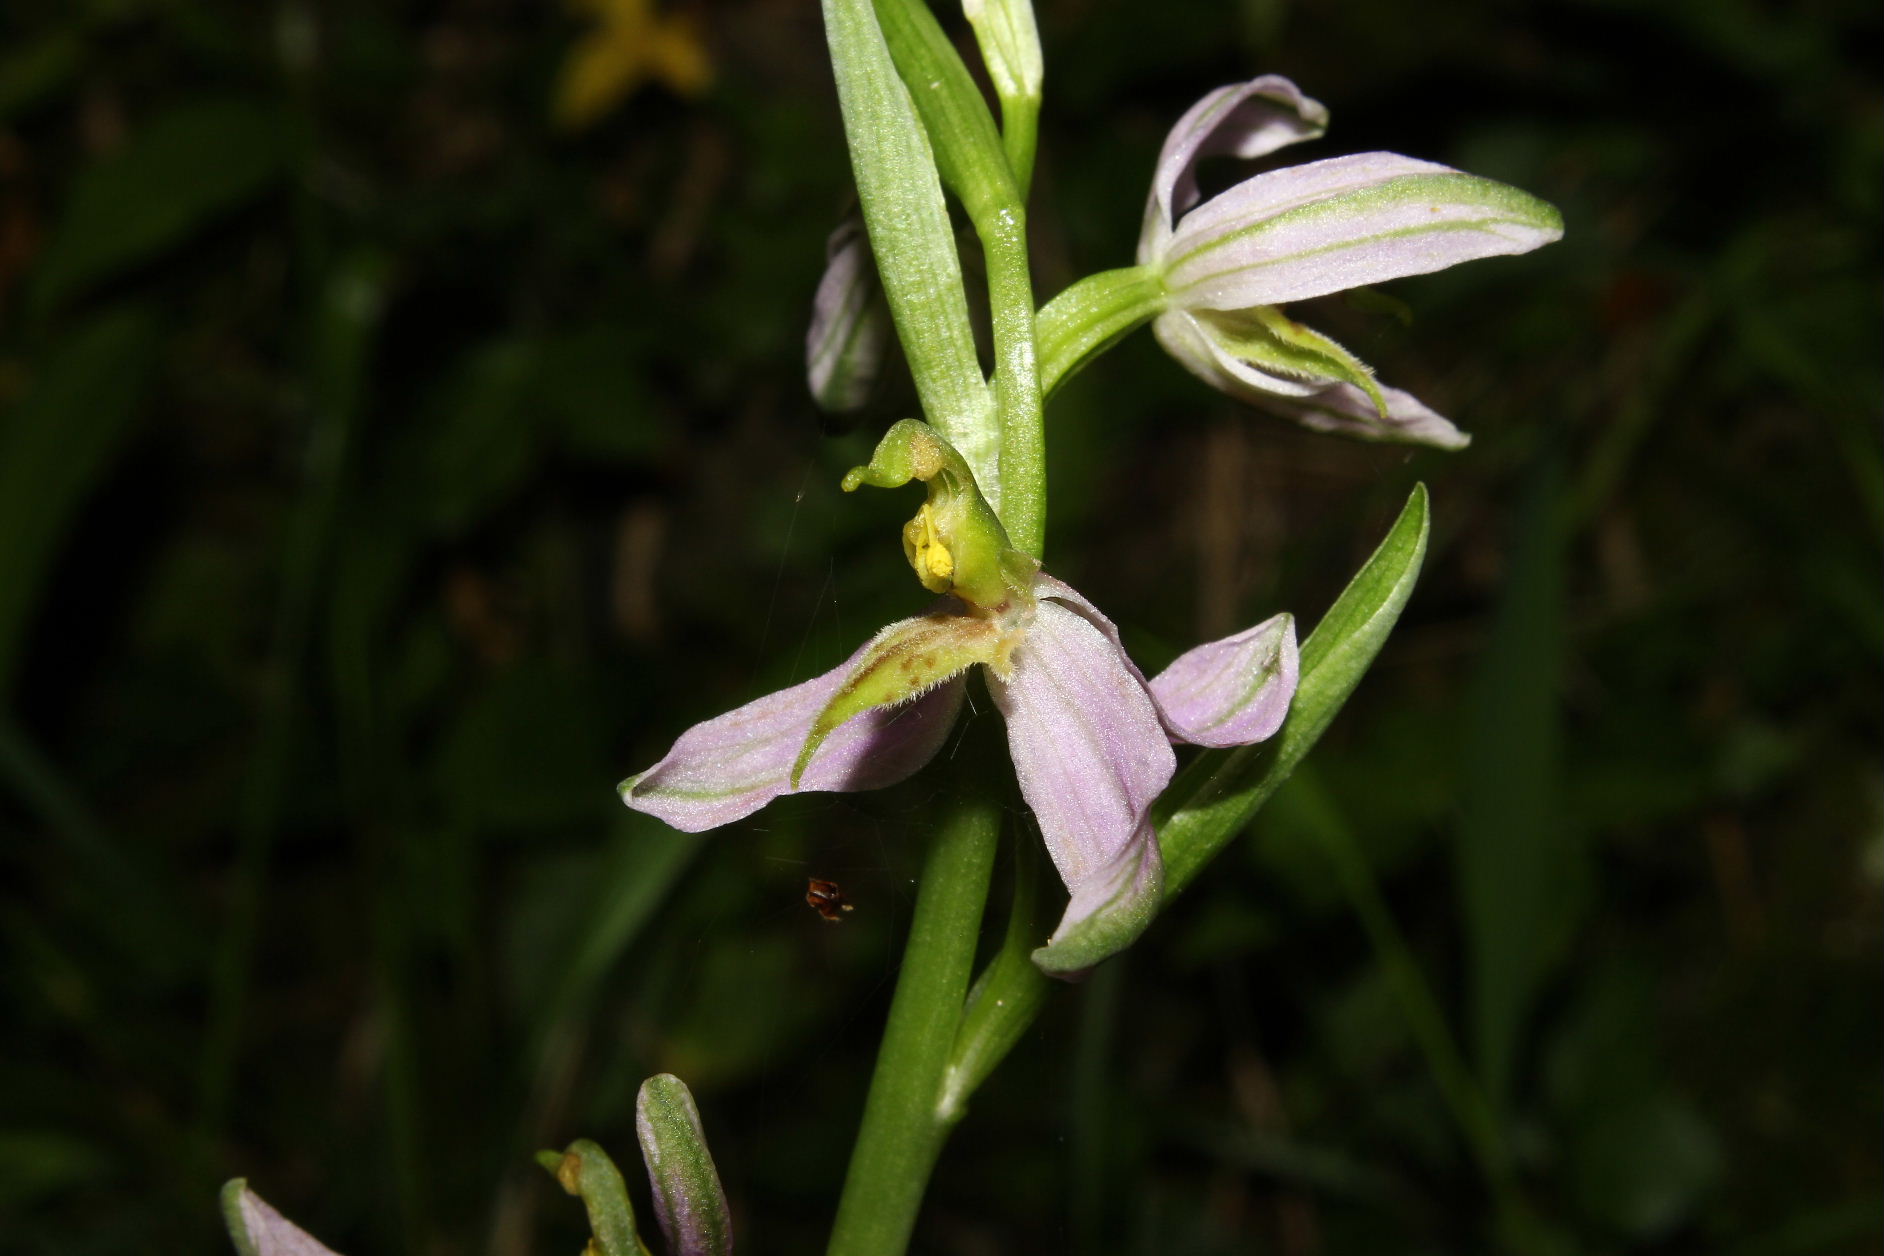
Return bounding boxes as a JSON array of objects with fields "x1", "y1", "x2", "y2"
[{"x1": 806, "y1": 877, "x2": 854, "y2": 923}]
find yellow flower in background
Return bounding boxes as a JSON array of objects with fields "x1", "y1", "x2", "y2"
[{"x1": 554, "y1": 0, "x2": 711, "y2": 129}]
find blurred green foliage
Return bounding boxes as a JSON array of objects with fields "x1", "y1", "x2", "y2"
[{"x1": 1, "y1": 0, "x2": 1878, "y2": 1253}]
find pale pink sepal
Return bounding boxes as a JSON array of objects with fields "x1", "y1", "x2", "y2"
[
  {"x1": 223, "y1": 1184, "x2": 343, "y2": 1256},
  {"x1": 621, "y1": 646, "x2": 964, "y2": 832},
  {"x1": 1153, "y1": 307, "x2": 1325, "y2": 400},
  {"x1": 1140, "y1": 76, "x2": 1328, "y2": 265},
  {"x1": 1153, "y1": 309, "x2": 1471, "y2": 450},
  {"x1": 1033, "y1": 817, "x2": 1164, "y2": 976},
  {"x1": 1149, "y1": 612, "x2": 1298, "y2": 748},
  {"x1": 1164, "y1": 151, "x2": 1565, "y2": 311},
  {"x1": 988, "y1": 598, "x2": 1175, "y2": 952},
  {"x1": 1260, "y1": 379, "x2": 1470, "y2": 450}
]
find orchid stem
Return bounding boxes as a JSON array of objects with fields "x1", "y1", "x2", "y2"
[
  {"x1": 826, "y1": 789, "x2": 1001, "y2": 1256},
  {"x1": 984, "y1": 207, "x2": 1046, "y2": 557}
]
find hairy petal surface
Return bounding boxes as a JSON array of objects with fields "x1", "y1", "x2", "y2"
[
  {"x1": 1163, "y1": 152, "x2": 1564, "y2": 310},
  {"x1": 792, "y1": 610, "x2": 1003, "y2": 784},
  {"x1": 621, "y1": 636, "x2": 965, "y2": 832},
  {"x1": 1150, "y1": 613, "x2": 1298, "y2": 747},
  {"x1": 988, "y1": 598, "x2": 1174, "y2": 964},
  {"x1": 1155, "y1": 308, "x2": 1327, "y2": 400},
  {"x1": 221, "y1": 1182, "x2": 343, "y2": 1256},
  {"x1": 1140, "y1": 76, "x2": 1328, "y2": 263},
  {"x1": 1154, "y1": 309, "x2": 1471, "y2": 448}
]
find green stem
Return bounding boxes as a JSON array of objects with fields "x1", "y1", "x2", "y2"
[
  {"x1": 826, "y1": 792, "x2": 1001, "y2": 1256},
  {"x1": 1035, "y1": 265, "x2": 1166, "y2": 400},
  {"x1": 866, "y1": 0, "x2": 1043, "y2": 553},
  {"x1": 938, "y1": 829, "x2": 1050, "y2": 1121},
  {"x1": 1000, "y1": 93, "x2": 1039, "y2": 197},
  {"x1": 985, "y1": 207, "x2": 1046, "y2": 557}
]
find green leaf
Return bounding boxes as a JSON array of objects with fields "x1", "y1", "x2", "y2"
[
  {"x1": 31, "y1": 99, "x2": 289, "y2": 313},
  {"x1": 937, "y1": 837, "x2": 1048, "y2": 1121},
  {"x1": 1158, "y1": 483, "x2": 1431, "y2": 895},
  {"x1": 821, "y1": 0, "x2": 994, "y2": 477},
  {"x1": 0, "y1": 306, "x2": 156, "y2": 695},
  {"x1": 1458, "y1": 451, "x2": 1583, "y2": 1104},
  {"x1": 870, "y1": 0, "x2": 1017, "y2": 223},
  {"x1": 539, "y1": 1139, "x2": 651, "y2": 1256},
  {"x1": 635, "y1": 1074, "x2": 734, "y2": 1256},
  {"x1": 861, "y1": 1, "x2": 1045, "y2": 551}
]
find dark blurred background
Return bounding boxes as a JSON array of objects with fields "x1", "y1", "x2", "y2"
[{"x1": 1, "y1": 0, "x2": 1879, "y2": 1252}]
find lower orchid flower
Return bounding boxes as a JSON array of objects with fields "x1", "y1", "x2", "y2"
[{"x1": 621, "y1": 420, "x2": 1296, "y2": 973}]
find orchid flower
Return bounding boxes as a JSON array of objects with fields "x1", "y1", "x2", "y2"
[
  {"x1": 621, "y1": 421, "x2": 1296, "y2": 972},
  {"x1": 1137, "y1": 75, "x2": 1563, "y2": 448},
  {"x1": 221, "y1": 1182, "x2": 343, "y2": 1256}
]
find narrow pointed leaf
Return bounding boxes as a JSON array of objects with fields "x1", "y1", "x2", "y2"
[
  {"x1": 220, "y1": 1181, "x2": 343, "y2": 1256},
  {"x1": 1163, "y1": 153, "x2": 1564, "y2": 311},
  {"x1": 539, "y1": 1139, "x2": 650, "y2": 1256},
  {"x1": 822, "y1": 0, "x2": 993, "y2": 468},
  {"x1": 939, "y1": 838, "x2": 1049, "y2": 1120},
  {"x1": 636, "y1": 1074, "x2": 734, "y2": 1256},
  {"x1": 32, "y1": 100, "x2": 288, "y2": 313},
  {"x1": 1157, "y1": 484, "x2": 1431, "y2": 895},
  {"x1": 1459, "y1": 452, "x2": 1580, "y2": 1104},
  {"x1": 869, "y1": 0, "x2": 1017, "y2": 225},
  {"x1": 0, "y1": 306, "x2": 156, "y2": 695}
]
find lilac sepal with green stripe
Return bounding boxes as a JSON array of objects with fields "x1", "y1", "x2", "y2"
[
  {"x1": 1162, "y1": 151, "x2": 1563, "y2": 310},
  {"x1": 1139, "y1": 75, "x2": 1328, "y2": 265},
  {"x1": 220, "y1": 1182, "x2": 343, "y2": 1256},
  {"x1": 988, "y1": 595, "x2": 1175, "y2": 957},
  {"x1": 1153, "y1": 310, "x2": 1470, "y2": 448},
  {"x1": 619, "y1": 637, "x2": 965, "y2": 832},
  {"x1": 1148, "y1": 613, "x2": 1297, "y2": 747}
]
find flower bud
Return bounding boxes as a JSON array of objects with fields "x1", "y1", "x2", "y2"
[{"x1": 806, "y1": 218, "x2": 892, "y2": 414}]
